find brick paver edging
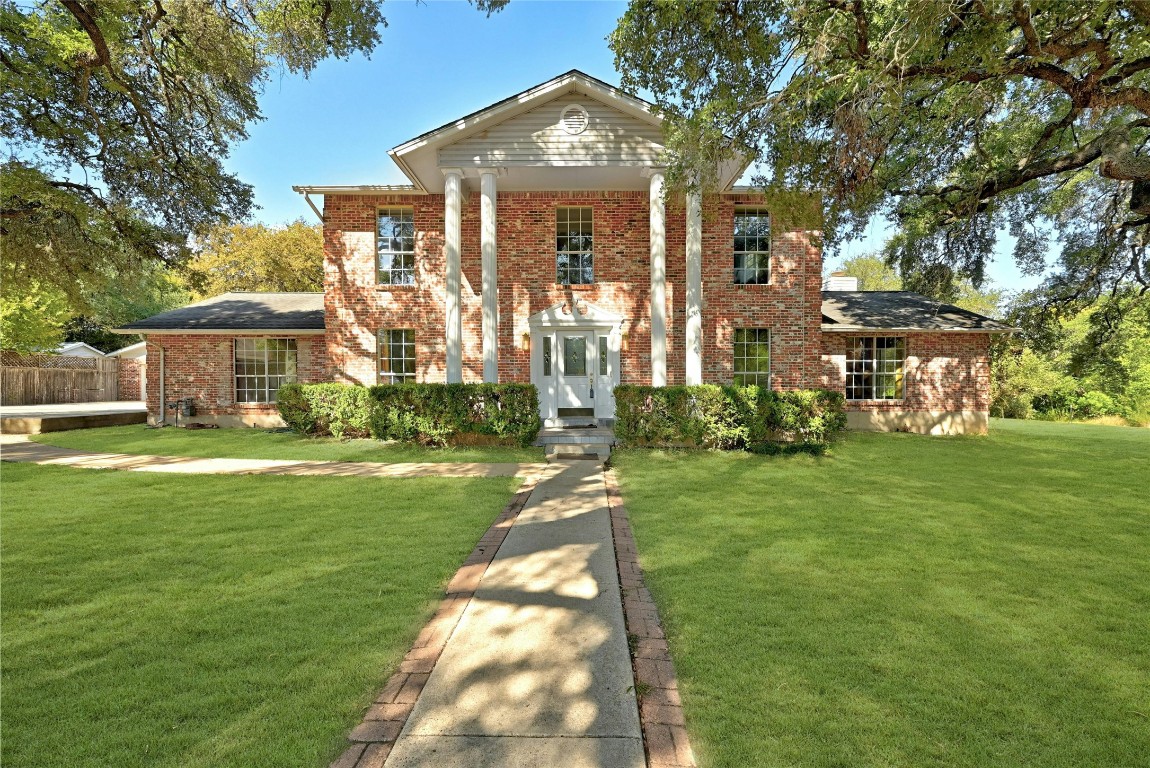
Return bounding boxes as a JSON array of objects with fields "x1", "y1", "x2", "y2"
[
  {"x1": 328, "y1": 475, "x2": 540, "y2": 768},
  {"x1": 604, "y1": 470, "x2": 698, "y2": 768}
]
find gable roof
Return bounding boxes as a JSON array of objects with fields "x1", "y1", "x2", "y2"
[
  {"x1": 56, "y1": 341, "x2": 106, "y2": 357},
  {"x1": 378, "y1": 69, "x2": 750, "y2": 194},
  {"x1": 114, "y1": 293, "x2": 325, "y2": 335},
  {"x1": 821, "y1": 291, "x2": 1015, "y2": 332}
]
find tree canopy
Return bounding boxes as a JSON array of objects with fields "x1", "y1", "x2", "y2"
[
  {"x1": 611, "y1": 0, "x2": 1150, "y2": 328},
  {"x1": 187, "y1": 219, "x2": 323, "y2": 297},
  {"x1": 0, "y1": 0, "x2": 384, "y2": 310}
]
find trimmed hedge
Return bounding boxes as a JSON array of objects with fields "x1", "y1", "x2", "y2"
[
  {"x1": 277, "y1": 383, "x2": 373, "y2": 439},
  {"x1": 369, "y1": 383, "x2": 541, "y2": 447},
  {"x1": 614, "y1": 385, "x2": 846, "y2": 452}
]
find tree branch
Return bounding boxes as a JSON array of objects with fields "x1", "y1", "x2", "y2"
[{"x1": 59, "y1": 0, "x2": 110, "y2": 67}]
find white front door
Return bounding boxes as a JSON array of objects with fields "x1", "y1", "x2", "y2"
[{"x1": 557, "y1": 333, "x2": 594, "y2": 414}]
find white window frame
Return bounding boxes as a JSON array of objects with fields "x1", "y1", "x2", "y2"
[
  {"x1": 733, "y1": 328, "x2": 771, "y2": 387},
  {"x1": 234, "y1": 338, "x2": 297, "y2": 404},
  {"x1": 556, "y1": 206, "x2": 594, "y2": 285},
  {"x1": 377, "y1": 207, "x2": 415, "y2": 286},
  {"x1": 733, "y1": 209, "x2": 770, "y2": 285},
  {"x1": 378, "y1": 328, "x2": 416, "y2": 384},
  {"x1": 846, "y1": 336, "x2": 906, "y2": 401}
]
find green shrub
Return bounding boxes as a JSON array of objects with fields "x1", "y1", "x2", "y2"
[
  {"x1": 276, "y1": 383, "x2": 372, "y2": 439},
  {"x1": 614, "y1": 385, "x2": 846, "y2": 451},
  {"x1": 1075, "y1": 390, "x2": 1119, "y2": 418},
  {"x1": 369, "y1": 383, "x2": 541, "y2": 447}
]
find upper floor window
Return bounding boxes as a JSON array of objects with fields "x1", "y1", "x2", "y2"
[
  {"x1": 734, "y1": 210, "x2": 770, "y2": 284},
  {"x1": 377, "y1": 208, "x2": 415, "y2": 285},
  {"x1": 556, "y1": 207, "x2": 593, "y2": 285},
  {"x1": 733, "y1": 328, "x2": 770, "y2": 387},
  {"x1": 235, "y1": 338, "x2": 297, "y2": 403},
  {"x1": 846, "y1": 337, "x2": 905, "y2": 400}
]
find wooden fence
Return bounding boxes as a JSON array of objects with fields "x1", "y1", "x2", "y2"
[{"x1": 0, "y1": 352, "x2": 120, "y2": 405}]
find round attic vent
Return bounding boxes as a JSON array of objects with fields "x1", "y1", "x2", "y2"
[{"x1": 560, "y1": 104, "x2": 589, "y2": 135}]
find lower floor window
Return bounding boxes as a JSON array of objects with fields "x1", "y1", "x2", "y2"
[
  {"x1": 846, "y1": 336, "x2": 905, "y2": 400},
  {"x1": 379, "y1": 329, "x2": 416, "y2": 383},
  {"x1": 733, "y1": 328, "x2": 770, "y2": 386},
  {"x1": 235, "y1": 338, "x2": 297, "y2": 403}
]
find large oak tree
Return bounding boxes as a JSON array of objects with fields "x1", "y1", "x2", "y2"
[
  {"x1": 0, "y1": 0, "x2": 384, "y2": 311},
  {"x1": 610, "y1": 0, "x2": 1150, "y2": 330}
]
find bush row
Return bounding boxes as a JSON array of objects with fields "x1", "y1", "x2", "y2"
[
  {"x1": 277, "y1": 382, "x2": 541, "y2": 447},
  {"x1": 613, "y1": 385, "x2": 847, "y2": 452},
  {"x1": 369, "y1": 383, "x2": 540, "y2": 447},
  {"x1": 276, "y1": 383, "x2": 372, "y2": 439}
]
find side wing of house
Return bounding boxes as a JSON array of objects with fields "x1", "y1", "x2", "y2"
[
  {"x1": 115, "y1": 293, "x2": 327, "y2": 427},
  {"x1": 820, "y1": 291, "x2": 1014, "y2": 435}
]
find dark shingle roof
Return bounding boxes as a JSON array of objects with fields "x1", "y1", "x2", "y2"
[
  {"x1": 116, "y1": 292, "x2": 324, "y2": 333},
  {"x1": 822, "y1": 291, "x2": 1014, "y2": 332}
]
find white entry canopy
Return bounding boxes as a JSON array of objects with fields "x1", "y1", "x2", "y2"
[{"x1": 527, "y1": 300, "x2": 626, "y2": 330}]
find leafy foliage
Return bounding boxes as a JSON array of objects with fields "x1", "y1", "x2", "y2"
[
  {"x1": 613, "y1": 385, "x2": 846, "y2": 452},
  {"x1": 187, "y1": 219, "x2": 323, "y2": 297},
  {"x1": 0, "y1": 0, "x2": 383, "y2": 308},
  {"x1": 611, "y1": 1, "x2": 1149, "y2": 328},
  {"x1": 276, "y1": 382, "x2": 372, "y2": 439},
  {"x1": 0, "y1": 280, "x2": 69, "y2": 353},
  {"x1": 369, "y1": 383, "x2": 541, "y2": 448},
  {"x1": 993, "y1": 289, "x2": 1150, "y2": 424}
]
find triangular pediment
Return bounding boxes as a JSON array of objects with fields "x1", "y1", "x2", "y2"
[
  {"x1": 528, "y1": 300, "x2": 626, "y2": 328},
  {"x1": 438, "y1": 93, "x2": 665, "y2": 169}
]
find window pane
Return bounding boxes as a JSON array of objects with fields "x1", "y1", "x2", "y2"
[
  {"x1": 599, "y1": 337, "x2": 608, "y2": 376},
  {"x1": 845, "y1": 336, "x2": 904, "y2": 400},
  {"x1": 556, "y1": 207, "x2": 593, "y2": 284},
  {"x1": 733, "y1": 210, "x2": 770, "y2": 285},
  {"x1": 733, "y1": 328, "x2": 769, "y2": 386},
  {"x1": 564, "y1": 336, "x2": 587, "y2": 376},
  {"x1": 543, "y1": 337, "x2": 552, "y2": 376}
]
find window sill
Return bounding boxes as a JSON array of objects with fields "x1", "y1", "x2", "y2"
[
  {"x1": 376, "y1": 284, "x2": 417, "y2": 291},
  {"x1": 846, "y1": 399, "x2": 907, "y2": 404},
  {"x1": 555, "y1": 283, "x2": 596, "y2": 290}
]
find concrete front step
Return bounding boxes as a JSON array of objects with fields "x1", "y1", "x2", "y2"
[{"x1": 536, "y1": 426, "x2": 615, "y2": 464}]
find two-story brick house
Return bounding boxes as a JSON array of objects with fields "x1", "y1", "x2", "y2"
[{"x1": 119, "y1": 70, "x2": 1010, "y2": 434}]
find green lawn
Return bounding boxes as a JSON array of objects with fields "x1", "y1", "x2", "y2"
[
  {"x1": 613, "y1": 419, "x2": 1150, "y2": 768},
  {"x1": 31, "y1": 424, "x2": 544, "y2": 463},
  {"x1": 0, "y1": 464, "x2": 519, "y2": 767}
]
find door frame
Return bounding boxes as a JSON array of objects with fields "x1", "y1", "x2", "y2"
[{"x1": 528, "y1": 301, "x2": 624, "y2": 425}]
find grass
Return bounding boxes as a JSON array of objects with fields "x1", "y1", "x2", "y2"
[
  {"x1": 30, "y1": 424, "x2": 545, "y2": 463},
  {"x1": 612, "y1": 419, "x2": 1150, "y2": 768},
  {"x1": 0, "y1": 463, "x2": 520, "y2": 767}
]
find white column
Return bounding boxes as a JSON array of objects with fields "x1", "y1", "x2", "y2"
[
  {"x1": 645, "y1": 168, "x2": 667, "y2": 386},
  {"x1": 685, "y1": 189, "x2": 703, "y2": 385},
  {"x1": 442, "y1": 168, "x2": 463, "y2": 383},
  {"x1": 480, "y1": 169, "x2": 499, "y2": 383}
]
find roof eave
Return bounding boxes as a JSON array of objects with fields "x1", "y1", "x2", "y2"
[
  {"x1": 292, "y1": 184, "x2": 425, "y2": 196},
  {"x1": 390, "y1": 70, "x2": 662, "y2": 161},
  {"x1": 112, "y1": 328, "x2": 327, "y2": 335},
  {"x1": 821, "y1": 325, "x2": 1017, "y2": 333}
]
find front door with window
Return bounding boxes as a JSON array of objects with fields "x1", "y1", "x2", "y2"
[
  {"x1": 529, "y1": 301, "x2": 625, "y2": 424},
  {"x1": 557, "y1": 334, "x2": 594, "y2": 416}
]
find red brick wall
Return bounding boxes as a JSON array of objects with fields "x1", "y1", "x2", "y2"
[
  {"x1": 700, "y1": 194, "x2": 824, "y2": 389},
  {"x1": 323, "y1": 190, "x2": 824, "y2": 389},
  {"x1": 117, "y1": 358, "x2": 144, "y2": 400},
  {"x1": 144, "y1": 335, "x2": 327, "y2": 421},
  {"x1": 821, "y1": 331, "x2": 992, "y2": 413}
]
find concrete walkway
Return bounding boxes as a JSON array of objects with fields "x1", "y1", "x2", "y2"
[
  {"x1": 0, "y1": 435, "x2": 547, "y2": 479},
  {"x1": 385, "y1": 460, "x2": 644, "y2": 767}
]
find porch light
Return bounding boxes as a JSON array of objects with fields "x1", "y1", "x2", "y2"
[{"x1": 521, "y1": 331, "x2": 531, "y2": 351}]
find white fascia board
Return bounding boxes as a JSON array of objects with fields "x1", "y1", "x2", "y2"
[
  {"x1": 113, "y1": 328, "x2": 327, "y2": 336},
  {"x1": 291, "y1": 185, "x2": 423, "y2": 195}
]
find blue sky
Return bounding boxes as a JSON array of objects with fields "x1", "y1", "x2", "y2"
[{"x1": 227, "y1": 0, "x2": 1040, "y2": 294}]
